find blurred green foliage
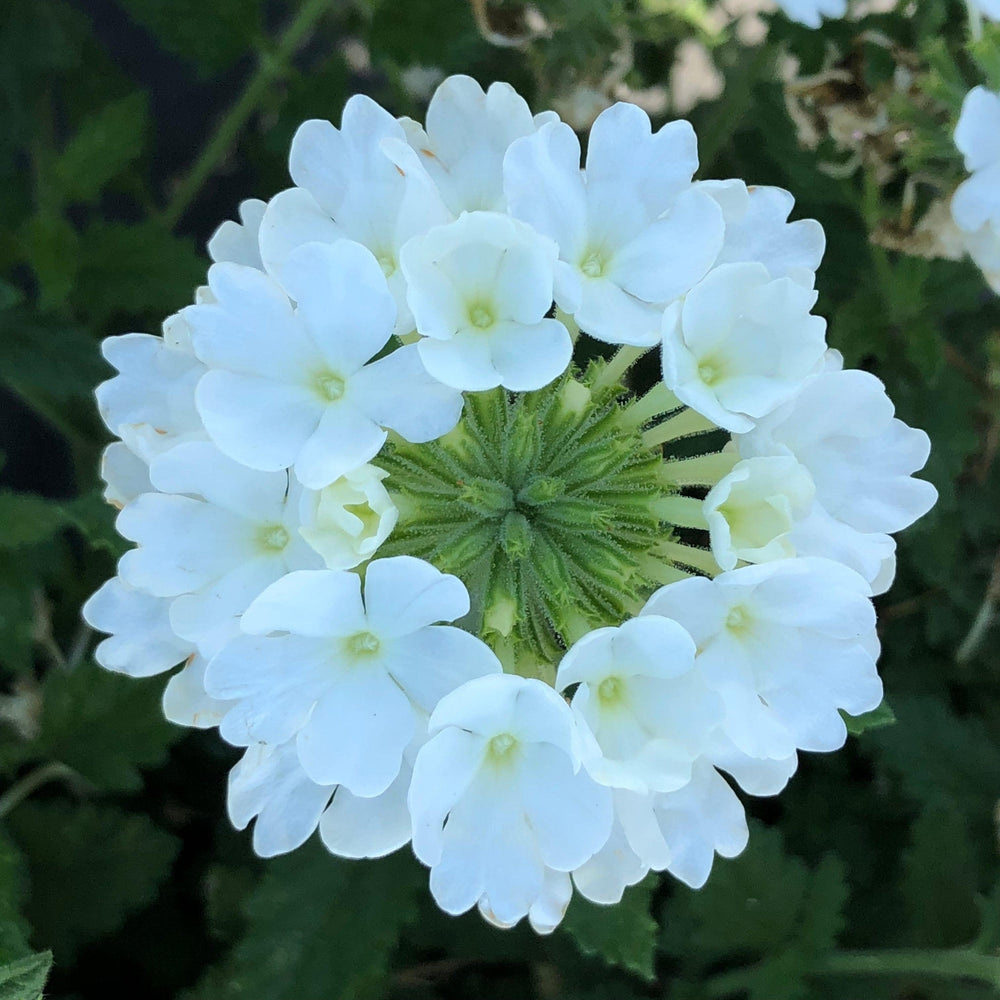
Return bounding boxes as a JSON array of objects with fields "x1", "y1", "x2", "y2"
[{"x1": 0, "y1": 0, "x2": 999, "y2": 998}]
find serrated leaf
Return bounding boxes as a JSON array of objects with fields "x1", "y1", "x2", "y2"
[
  {"x1": 865, "y1": 695, "x2": 1000, "y2": 831},
  {"x1": 70, "y1": 220, "x2": 203, "y2": 325},
  {"x1": 662, "y1": 824, "x2": 847, "y2": 1000},
  {"x1": 7, "y1": 801, "x2": 179, "y2": 962},
  {"x1": 0, "y1": 831, "x2": 31, "y2": 963},
  {"x1": 52, "y1": 92, "x2": 148, "y2": 203},
  {"x1": 843, "y1": 699, "x2": 896, "y2": 736},
  {"x1": 116, "y1": 0, "x2": 264, "y2": 74},
  {"x1": 188, "y1": 843, "x2": 423, "y2": 1000},
  {"x1": 36, "y1": 661, "x2": 180, "y2": 793},
  {"x1": 562, "y1": 876, "x2": 658, "y2": 982},
  {"x1": 0, "y1": 950, "x2": 52, "y2": 1000},
  {"x1": 902, "y1": 808, "x2": 979, "y2": 947}
]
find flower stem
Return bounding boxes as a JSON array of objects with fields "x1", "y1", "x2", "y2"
[
  {"x1": 160, "y1": 0, "x2": 333, "y2": 230},
  {"x1": 643, "y1": 407, "x2": 717, "y2": 448},
  {"x1": 592, "y1": 346, "x2": 649, "y2": 391},
  {"x1": 0, "y1": 761, "x2": 78, "y2": 819},
  {"x1": 620, "y1": 382, "x2": 681, "y2": 427},
  {"x1": 660, "y1": 451, "x2": 738, "y2": 488},
  {"x1": 654, "y1": 540, "x2": 720, "y2": 576},
  {"x1": 707, "y1": 948, "x2": 1000, "y2": 997}
]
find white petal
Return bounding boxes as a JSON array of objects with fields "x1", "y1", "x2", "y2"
[
  {"x1": 363, "y1": 555, "x2": 470, "y2": 637},
  {"x1": 240, "y1": 569, "x2": 366, "y2": 637}
]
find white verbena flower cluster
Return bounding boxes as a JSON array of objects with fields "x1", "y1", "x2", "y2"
[
  {"x1": 84, "y1": 75, "x2": 937, "y2": 934},
  {"x1": 952, "y1": 84, "x2": 1000, "y2": 295}
]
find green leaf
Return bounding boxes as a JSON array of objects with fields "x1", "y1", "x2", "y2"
[
  {"x1": 902, "y1": 807, "x2": 979, "y2": 947},
  {"x1": 969, "y1": 24, "x2": 1000, "y2": 94},
  {"x1": 188, "y1": 843, "x2": 423, "y2": 1000},
  {"x1": 0, "y1": 831, "x2": 31, "y2": 963},
  {"x1": 52, "y1": 92, "x2": 148, "y2": 202},
  {"x1": 843, "y1": 699, "x2": 896, "y2": 736},
  {"x1": 70, "y1": 220, "x2": 203, "y2": 325},
  {"x1": 0, "y1": 950, "x2": 52, "y2": 1000},
  {"x1": 7, "y1": 801, "x2": 179, "y2": 962},
  {"x1": 18, "y1": 212, "x2": 79, "y2": 312},
  {"x1": 662, "y1": 824, "x2": 848, "y2": 1000},
  {"x1": 0, "y1": 492, "x2": 70, "y2": 550},
  {"x1": 562, "y1": 876, "x2": 658, "y2": 982},
  {"x1": 36, "y1": 661, "x2": 180, "y2": 793},
  {"x1": 116, "y1": 0, "x2": 264, "y2": 74},
  {"x1": 865, "y1": 695, "x2": 1000, "y2": 832}
]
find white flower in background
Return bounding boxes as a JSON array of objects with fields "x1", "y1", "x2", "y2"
[
  {"x1": 410, "y1": 673, "x2": 613, "y2": 926},
  {"x1": 952, "y1": 86, "x2": 1000, "y2": 235},
  {"x1": 83, "y1": 576, "x2": 193, "y2": 677},
  {"x1": 185, "y1": 240, "x2": 463, "y2": 488},
  {"x1": 660, "y1": 261, "x2": 827, "y2": 432},
  {"x1": 697, "y1": 180, "x2": 825, "y2": 282},
  {"x1": 297, "y1": 463, "x2": 397, "y2": 569},
  {"x1": 774, "y1": 0, "x2": 847, "y2": 28},
  {"x1": 556, "y1": 616, "x2": 722, "y2": 793},
  {"x1": 704, "y1": 456, "x2": 816, "y2": 571},
  {"x1": 400, "y1": 211, "x2": 572, "y2": 391},
  {"x1": 227, "y1": 736, "x2": 417, "y2": 860},
  {"x1": 504, "y1": 102, "x2": 725, "y2": 346},
  {"x1": 208, "y1": 198, "x2": 268, "y2": 269},
  {"x1": 965, "y1": 220, "x2": 1000, "y2": 294},
  {"x1": 399, "y1": 75, "x2": 558, "y2": 215},
  {"x1": 643, "y1": 559, "x2": 882, "y2": 761},
  {"x1": 116, "y1": 441, "x2": 322, "y2": 656},
  {"x1": 735, "y1": 359, "x2": 937, "y2": 592},
  {"x1": 261, "y1": 95, "x2": 451, "y2": 333},
  {"x1": 205, "y1": 558, "x2": 501, "y2": 794}
]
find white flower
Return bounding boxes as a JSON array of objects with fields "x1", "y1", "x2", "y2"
[
  {"x1": 228, "y1": 736, "x2": 417, "y2": 860},
  {"x1": 952, "y1": 86, "x2": 1000, "y2": 235},
  {"x1": 697, "y1": 180, "x2": 825, "y2": 282},
  {"x1": 734, "y1": 360, "x2": 937, "y2": 592},
  {"x1": 704, "y1": 456, "x2": 816, "y2": 571},
  {"x1": 774, "y1": 0, "x2": 847, "y2": 28},
  {"x1": 572, "y1": 812, "x2": 649, "y2": 905},
  {"x1": 660, "y1": 262, "x2": 827, "y2": 432},
  {"x1": 400, "y1": 211, "x2": 572, "y2": 391},
  {"x1": 399, "y1": 75, "x2": 557, "y2": 215},
  {"x1": 100, "y1": 442, "x2": 152, "y2": 508},
  {"x1": 297, "y1": 463, "x2": 398, "y2": 569},
  {"x1": 970, "y1": 0, "x2": 1000, "y2": 18},
  {"x1": 96, "y1": 327, "x2": 205, "y2": 463},
  {"x1": 185, "y1": 240, "x2": 463, "y2": 489},
  {"x1": 479, "y1": 869, "x2": 573, "y2": 935},
  {"x1": 204, "y1": 558, "x2": 501, "y2": 796},
  {"x1": 504, "y1": 102, "x2": 725, "y2": 346},
  {"x1": 162, "y1": 655, "x2": 232, "y2": 730},
  {"x1": 260, "y1": 95, "x2": 451, "y2": 333},
  {"x1": 613, "y1": 759, "x2": 749, "y2": 889},
  {"x1": 965, "y1": 220, "x2": 1000, "y2": 294},
  {"x1": 409, "y1": 673, "x2": 613, "y2": 927},
  {"x1": 208, "y1": 198, "x2": 267, "y2": 269},
  {"x1": 116, "y1": 441, "x2": 322, "y2": 656},
  {"x1": 556, "y1": 616, "x2": 722, "y2": 793},
  {"x1": 643, "y1": 558, "x2": 883, "y2": 760},
  {"x1": 82, "y1": 577, "x2": 193, "y2": 677}
]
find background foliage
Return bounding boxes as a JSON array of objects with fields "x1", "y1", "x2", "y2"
[{"x1": 1, "y1": 0, "x2": 999, "y2": 997}]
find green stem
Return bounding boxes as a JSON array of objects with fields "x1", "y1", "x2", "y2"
[
  {"x1": 620, "y1": 382, "x2": 681, "y2": 428},
  {"x1": 0, "y1": 762, "x2": 77, "y2": 819},
  {"x1": 706, "y1": 948, "x2": 1000, "y2": 998},
  {"x1": 661, "y1": 451, "x2": 739, "y2": 488},
  {"x1": 160, "y1": 0, "x2": 333, "y2": 230},
  {"x1": 592, "y1": 346, "x2": 649, "y2": 392},
  {"x1": 651, "y1": 494, "x2": 707, "y2": 529},
  {"x1": 655, "y1": 540, "x2": 720, "y2": 577},
  {"x1": 643, "y1": 407, "x2": 718, "y2": 448}
]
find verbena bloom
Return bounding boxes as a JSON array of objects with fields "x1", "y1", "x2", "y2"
[
  {"x1": 400, "y1": 210, "x2": 571, "y2": 390},
  {"x1": 185, "y1": 240, "x2": 463, "y2": 488},
  {"x1": 84, "y1": 75, "x2": 938, "y2": 934},
  {"x1": 503, "y1": 102, "x2": 725, "y2": 346}
]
